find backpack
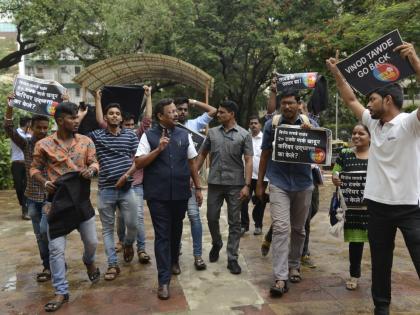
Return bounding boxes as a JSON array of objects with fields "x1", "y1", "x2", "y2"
[{"x1": 271, "y1": 114, "x2": 310, "y2": 129}]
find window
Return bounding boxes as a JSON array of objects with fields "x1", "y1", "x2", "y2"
[
  {"x1": 75, "y1": 66, "x2": 81, "y2": 74},
  {"x1": 75, "y1": 88, "x2": 81, "y2": 97}
]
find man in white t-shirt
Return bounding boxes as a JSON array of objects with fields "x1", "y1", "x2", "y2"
[{"x1": 326, "y1": 42, "x2": 420, "y2": 315}]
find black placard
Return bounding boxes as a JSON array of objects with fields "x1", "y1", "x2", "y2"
[
  {"x1": 272, "y1": 126, "x2": 332, "y2": 165},
  {"x1": 176, "y1": 123, "x2": 205, "y2": 153},
  {"x1": 101, "y1": 85, "x2": 144, "y2": 123},
  {"x1": 12, "y1": 75, "x2": 66, "y2": 116},
  {"x1": 336, "y1": 30, "x2": 415, "y2": 95},
  {"x1": 276, "y1": 72, "x2": 318, "y2": 91},
  {"x1": 340, "y1": 172, "x2": 366, "y2": 207}
]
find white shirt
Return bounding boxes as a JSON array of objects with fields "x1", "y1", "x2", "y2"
[
  {"x1": 251, "y1": 131, "x2": 268, "y2": 181},
  {"x1": 362, "y1": 109, "x2": 420, "y2": 205},
  {"x1": 10, "y1": 128, "x2": 31, "y2": 161},
  {"x1": 136, "y1": 132, "x2": 197, "y2": 159}
]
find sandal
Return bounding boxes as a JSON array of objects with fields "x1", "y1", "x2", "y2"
[
  {"x1": 104, "y1": 266, "x2": 120, "y2": 281},
  {"x1": 289, "y1": 268, "x2": 302, "y2": 283},
  {"x1": 85, "y1": 263, "x2": 100, "y2": 283},
  {"x1": 138, "y1": 251, "x2": 151, "y2": 264},
  {"x1": 36, "y1": 268, "x2": 51, "y2": 282},
  {"x1": 194, "y1": 256, "x2": 207, "y2": 271},
  {"x1": 115, "y1": 241, "x2": 123, "y2": 253},
  {"x1": 346, "y1": 277, "x2": 358, "y2": 290},
  {"x1": 123, "y1": 244, "x2": 134, "y2": 262},
  {"x1": 44, "y1": 293, "x2": 69, "y2": 312},
  {"x1": 270, "y1": 280, "x2": 289, "y2": 297}
]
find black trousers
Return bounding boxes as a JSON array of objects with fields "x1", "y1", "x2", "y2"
[
  {"x1": 302, "y1": 185, "x2": 319, "y2": 256},
  {"x1": 11, "y1": 161, "x2": 27, "y2": 211},
  {"x1": 367, "y1": 199, "x2": 420, "y2": 312},
  {"x1": 241, "y1": 179, "x2": 268, "y2": 229},
  {"x1": 349, "y1": 242, "x2": 364, "y2": 278},
  {"x1": 147, "y1": 200, "x2": 187, "y2": 285}
]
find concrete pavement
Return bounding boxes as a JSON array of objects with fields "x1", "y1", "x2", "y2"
[{"x1": 1, "y1": 177, "x2": 420, "y2": 314}]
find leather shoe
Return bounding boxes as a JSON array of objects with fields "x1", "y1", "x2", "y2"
[
  {"x1": 157, "y1": 284, "x2": 170, "y2": 300},
  {"x1": 171, "y1": 263, "x2": 181, "y2": 275},
  {"x1": 227, "y1": 260, "x2": 242, "y2": 274},
  {"x1": 209, "y1": 242, "x2": 223, "y2": 263}
]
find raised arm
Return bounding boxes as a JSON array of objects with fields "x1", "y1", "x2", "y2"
[
  {"x1": 4, "y1": 94, "x2": 27, "y2": 150},
  {"x1": 143, "y1": 85, "x2": 152, "y2": 119},
  {"x1": 94, "y1": 89, "x2": 106, "y2": 127},
  {"x1": 189, "y1": 99, "x2": 217, "y2": 118},
  {"x1": 326, "y1": 57, "x2": 365, "y2": 120},
  {"x1": 394, "y1": 42, "x2": 420, "y2": 120},
  {"x1": 267, "y1": 77, "x2": 277, "y2": 116}
]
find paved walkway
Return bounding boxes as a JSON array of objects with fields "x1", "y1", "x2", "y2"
[{"x1": 1, "y1": 175, "x2": 420, "y2": 314}]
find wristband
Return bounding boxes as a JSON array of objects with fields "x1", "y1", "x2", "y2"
[{"x1": 195, "y1": 187, "x2": 202, "y2": 190}]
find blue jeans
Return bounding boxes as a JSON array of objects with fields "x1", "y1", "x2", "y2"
[
  {"x1": 48, "y1": 216, "x2": 98, "y2": 295},
  {"x1": 116, "y1": 185, "x2": 146, "y2": 252},
  {"x1": 187, "y1": 188, "x2": 203, "y2": 256},
  {"x1": 98, "y1": 187, "x2": 138, "y2": 266},
  {"x1": 27, "y1": 199, "x2": 49, "y2": 270}
]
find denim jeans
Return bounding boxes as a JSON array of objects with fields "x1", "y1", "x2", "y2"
[
  {"x1": 116, "y1": 185, "x2": 147, "y2": 252},
  {"x1": 98, "y1": 187, "x2": 138, "y2": 266},
  {"x1": 187, "y1": 188, "x2": 203, "y2": 257},
  {"x1": 27, "y1": 199, "x2": 49, "y2": 270},
  {"x1": 48, "y1": 216, "x2": 98, "y2": 295}
]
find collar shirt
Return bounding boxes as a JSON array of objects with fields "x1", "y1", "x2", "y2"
[
  {"x1": 4, "y1": 122, "x2": 45, "y2": 201},
  {"x1": 203, "y1": 124, "x2": 253, "y2": 186},
  {"x1": 88, "y1": 128, "x2": 138, "y2": 189},
  {"x1": 30, "y1": 132, "x2": 99, "y2": 183},
  {"x1": 251, "y1": 131, "x2": 268, "y2": 181},
  {"x1": 362, "y1": 109, "x2": 420, "y2": 205},
  {"x1": 261, "y1": 116, "x2": 315, "y2": 191}
]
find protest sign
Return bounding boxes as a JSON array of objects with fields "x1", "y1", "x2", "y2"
[
  {"x1": 272, "y1": 125, "x2": 332, "y2": 165},
  {"x1": 340, "y1": 172, "x2": 366, "y2": 207},
  {"x1": 276, "y1": 72, "x2": 318, "y2": 91},
  {"x1": 101, "y1": 85, "x2": 145, "y2": 123},
  {"x1": 12, "y1": 75, "x2": 66, "y2": 116},
  {"x1": 336, "y1": 29, "x2": 415, "y2": 95},
  {"x1": 176, "y1": 123, "x2": 206, "y2": 153}
]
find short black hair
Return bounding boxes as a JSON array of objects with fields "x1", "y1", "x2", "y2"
[
  {"x1": 219, "y1": 100, "x2": 238, "y2": 118},
  {"x1": 31, "y1": 115, "x2": 49, "y2": 126},
  {"x1": 54, "y1": 102, "x2": 78, "y2": 121},
  {"x1": 248, "y1": 115, "x2": 260, "y2": 123},
  {"x1": 174, "y1": 97, "x2": 189, "y2": 106},
  {"x1": 103, "y1": 103, "x2": 121, "y2": 115},
  {"x1": 368, "y1": 83, "x2": 403, "y2": 109},
  {"x1": 279, "y1": 88, "x2": 300, "y2": 103},
  {"x1": 19, "y1": 116, "x2": 31, "y2": 127},
  {"x1": 122, "y1": 112, "x2": 135, "y2": 122},
  {"x1": 153, "y1": 98, "x2": 174, "y2": 121}
]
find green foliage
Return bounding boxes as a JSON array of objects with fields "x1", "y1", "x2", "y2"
[{"x1": 0, "y1": 135, "x2": 12, "y2": 189}]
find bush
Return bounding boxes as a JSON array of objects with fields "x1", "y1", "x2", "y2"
[{"x1": 0, "y1": 135, "x2": 12, "y2": 189}]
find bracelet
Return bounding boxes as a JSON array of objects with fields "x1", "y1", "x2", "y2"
[
  {"x1": 245, "y1": 184, "x2": 251, "y2": 188},
  {"x1": 195, "y1": 187, "x2": 202, "y2": 190},
  {"x1": 44, "y1": 181, "x2": 51, "y2": 188}
]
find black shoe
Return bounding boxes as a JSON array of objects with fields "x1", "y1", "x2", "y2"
[
  {"x1": 171, "y1": 263, "x2": 181, "y2": 275},
  {"x1": 209, "y1": 242, "x2": 223, "y2": 263},
  {"x1": 194, "y1": 256, "x2": 207, "y2": 271},
  {"x1": 227, "y1": 260, "x2": 242, "y2": 274},
  {"x1": 157, "y1": 284, "x2": 170, "y2": 300}
]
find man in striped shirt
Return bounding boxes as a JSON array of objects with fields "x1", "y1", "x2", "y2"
[{"x1": 88, "y1": 103, "x2": 139, "y2": 280}]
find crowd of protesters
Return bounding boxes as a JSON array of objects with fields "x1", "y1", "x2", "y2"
[{"x1": 3, "y1": 42, "x2": 420, "y2": 315}]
